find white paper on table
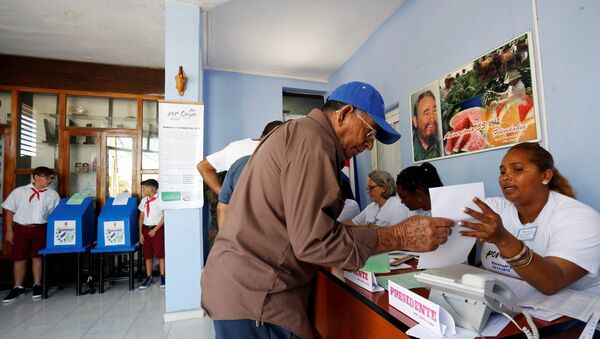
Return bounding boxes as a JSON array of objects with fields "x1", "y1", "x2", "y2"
[
  {"x1": 525, "y1": 308, "x2": 562, "y2": 322},
  {"x1": 407, "y1": 314, "x2": 510, "y2": 339},
  {"x1": 113, "y1": 192, "x2": 131, "y2": 205},
  {"x1": 520, "y1": 287, "x2": 600, "y2": 322},
  {"x1": 390, "y1": 263, "x2": 412, "y2": 270},
  {"x1": 389, "y1": 250, "x2": 421, "y2": 257},
  {"x1": 492, "y1": 272, "x2": 600, "y2": 322},
  {"x1": 417, "y1": 183, "x2": 484, "y2": 269}
]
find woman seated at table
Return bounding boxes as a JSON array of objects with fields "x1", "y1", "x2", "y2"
[
  {"x1": 395, "y1": 162, "x2": 444, "y2": 217},
  {"x1": 344, "y1": 169, "x2": 409, "y2": 227},
  {"x1": 461, "y1": 142, "x2": 600, "y2": 295}
]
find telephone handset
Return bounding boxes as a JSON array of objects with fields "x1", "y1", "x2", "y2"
[
  {"x1": 415, "y1": 264, "x2": 524, "y2": 333},
  {"x1": 459, "y1": 274, "x2": 538, "y2": 338},
  {"x1": 460, "y1": 273, "x2": 521, "y2": 316}
]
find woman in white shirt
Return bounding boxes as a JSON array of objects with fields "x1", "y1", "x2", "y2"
[
  {"x1": 460, "y1": 142, "x2": 600, "y2": 295},
  {"x1": 337, "y1": 177, "x2": 360, "y2": 222},
  {"x1": 395, "y1": 162, "x2": 444, "y2": 217},
  {"x1": 345, "y1": 170, "x2": 409, "y2": 227}
]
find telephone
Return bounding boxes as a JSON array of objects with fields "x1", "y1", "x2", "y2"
[{"x1": 415, "y1": 264, "x2": 536, "y2": 336}]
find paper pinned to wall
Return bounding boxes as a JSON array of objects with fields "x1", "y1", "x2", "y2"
[{"x1": 417, "y1": 183, "x2": 484, "y2": 269}]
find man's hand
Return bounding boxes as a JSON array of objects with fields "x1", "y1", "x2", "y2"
[
  {"x1": 148, "y1": 229, "x2": 157, "y2": 238},
  {"x1": 375, "y1": 216, "x2": 453, "y2": 253},
  {"x1": 139, "y1": 232, "x2": 145, "y2": 244}
]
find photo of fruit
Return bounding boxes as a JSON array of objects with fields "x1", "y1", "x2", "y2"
[{"x1": 409, "y1": 31, "x2": 540, "y2": 163}]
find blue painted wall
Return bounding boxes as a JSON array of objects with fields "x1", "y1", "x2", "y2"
[
  {"x1": 330, "y1": 0, "x2": 600, "y2": 211},
  {"x1": 203, "y1": 70, "x2": 327, "y2": 155},
  {"x1": 535, "y1": 0, "x2": 600, "y2": 211}
]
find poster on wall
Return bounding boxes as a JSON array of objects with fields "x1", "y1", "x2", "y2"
[
  {"x1": 411, "y1": 32, "x2": 540, "y2": 163},
  {"x1": 410, "y1": 82, "x2": 444, "y2": 161},
  {"x1": 158, "y1": 101, "x2": 204, "y2": 209}
]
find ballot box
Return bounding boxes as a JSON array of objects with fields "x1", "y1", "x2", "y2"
[
  {"x1": 92, "y1": 196, "x2": 141, "y2": 292},
  {"x1": 94, "y1": 197, "x2": 139, "y2": 251},
  {"x1": 42, "y1": 197, "x2": 95, "y2": 252},
  {"x1": 39, "y1": 196, "x2": 96, "y2": 298}
]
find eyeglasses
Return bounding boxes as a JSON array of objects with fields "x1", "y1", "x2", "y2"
[
  {"x1": 353, "y1": 112, "x2": 377, "y2": 141},
  {"x1": 39, "y1": 175, "x2": 55, "y2": 180},
  {"x1": 367, "y1": 184, "x2": 380, "y2": 191}
]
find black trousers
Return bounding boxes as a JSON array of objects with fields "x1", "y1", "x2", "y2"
[{"x1": 214, "y1": 319, "x2": 301, "y2": 339}]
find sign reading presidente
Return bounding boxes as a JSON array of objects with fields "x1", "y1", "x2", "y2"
[
  {"x1": 158, "y1": 101, "x2": 204, "y2": 209},
  {"x1": 388, "y1": 281, "x2": 456, "y2": 337}
]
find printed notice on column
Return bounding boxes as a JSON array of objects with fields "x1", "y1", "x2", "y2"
[{"x1": 159, "y1": 101, "x2": 204, "y2": 209}]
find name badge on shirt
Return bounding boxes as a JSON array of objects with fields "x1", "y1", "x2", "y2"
[{"x1": 517, "y1": 226, "x2": 537, "y2": 241}]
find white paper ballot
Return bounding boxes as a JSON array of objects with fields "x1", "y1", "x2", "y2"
[{"x1": 417, "y1": 183, "x2": 484, "y2": 269}]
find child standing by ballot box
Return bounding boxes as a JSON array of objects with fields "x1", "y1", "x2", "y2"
[
  {"x1": 138, "y1": 179, "x2": 165, "y2": 289},
  {"x1": 2, "y1": 167, "x2": 60, "y2": 303}
]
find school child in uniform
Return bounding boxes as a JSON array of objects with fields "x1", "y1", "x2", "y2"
[
  {"x1": 138, "y1": 179, "x2": 165, "y2": 289},
  {"x1": 2, "y1": 166, "x2": 60, "y2": 302}
]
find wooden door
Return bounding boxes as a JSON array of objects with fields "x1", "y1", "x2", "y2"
[
  {"x1": 1, "y1": 126, "x2": 12, "y2": 258},
  {"x1": 61, "y1": 129, "x2": 140, "y2": 210}
]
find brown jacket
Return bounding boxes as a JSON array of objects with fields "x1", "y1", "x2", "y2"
[{"x1": 201, "y1": 109, "x2": 378, "y2": 338}]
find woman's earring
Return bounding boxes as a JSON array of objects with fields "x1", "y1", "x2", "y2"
[{"x1": 542, "y1": 180, "x2": 549, "y2": 185}]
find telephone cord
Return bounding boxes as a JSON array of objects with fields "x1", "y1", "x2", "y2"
[{"x1": 500, "y1": 311, "x2": 539, "y2": 339}]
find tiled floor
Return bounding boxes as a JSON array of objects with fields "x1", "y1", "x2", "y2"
[{"x1": 0, "y1": 282, "x2": 214, "y2": 339}]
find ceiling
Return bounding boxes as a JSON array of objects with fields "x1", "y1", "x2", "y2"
[{"x1": 0, "y1": 0, "x2": 403, "y2": 82}]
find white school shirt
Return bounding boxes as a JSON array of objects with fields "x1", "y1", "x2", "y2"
[
  {"x1": 205, "y1": 138, "x2": 259, "y2": 172},
  {"x1": 2, "y1": 184, "x2": 60, "y2": 224},
  {"x1": 352, "y1": 195, "x2": 410, "y2": 227},
  {"x1": 481, "y1": 191, "x2": 600, "y2": 295},
  {"x1": 138, "y1": 194, "x2": 163, "y2": 226}
]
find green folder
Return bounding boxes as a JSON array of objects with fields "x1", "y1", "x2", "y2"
[
  {"x1": 361, "y1": 253, "x2": 390, "y2": 273},
  {"x1": 376, "y1": 271, "x2": 424, "y2": 291}
]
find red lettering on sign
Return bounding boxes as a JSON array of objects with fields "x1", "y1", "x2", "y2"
[{"x1": 353, "y1": 271, "x2": 368, "y2": 279}]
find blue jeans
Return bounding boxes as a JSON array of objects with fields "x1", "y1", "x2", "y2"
[{"x1": 214, "y1": 319, "x2": 301, "y2": 339}]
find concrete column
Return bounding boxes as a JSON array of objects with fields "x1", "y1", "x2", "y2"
[{"x1": 163, "y1": 1, "x2": 204, "y2": 321}]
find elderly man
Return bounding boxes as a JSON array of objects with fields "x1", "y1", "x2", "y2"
[
  {"x1": 201, "y1": 81, "x2": 453, "y2": 339},
  {"x1": 412, "y1": 90, "x2": 441, "y2": 161}
]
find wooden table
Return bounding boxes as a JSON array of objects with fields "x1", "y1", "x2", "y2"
[{"x1": 311, "y1": 267, "x2": 580, "y2": 338}]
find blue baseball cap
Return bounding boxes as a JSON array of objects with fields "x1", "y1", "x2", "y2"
[{"x1": 328, "y1": 81, "x2": 401, "y2": 144}]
